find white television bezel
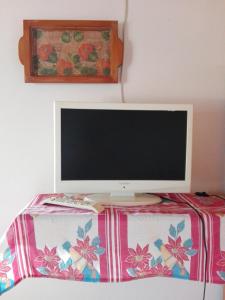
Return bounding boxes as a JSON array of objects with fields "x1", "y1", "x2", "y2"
[{"x1": 54, "y1": 102, "x2": 193, "y2": 194}]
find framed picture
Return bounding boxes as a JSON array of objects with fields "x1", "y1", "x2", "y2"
[{"x1": 18, "y1": 20, "x2": 123, "y2": 83}]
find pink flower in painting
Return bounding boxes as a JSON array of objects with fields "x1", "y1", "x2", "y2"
[
  {"x1": 0, "y1": 259, "x2": 11, "y2": 279},
  {"x1": 78, "y1": 43, "x2": 94, "y2": 60},
  {"x1": 148, "y1": 264, "x2": 172, "y2": 277},
  {"x1": 37, "y1": 44, "x2": 53, "y2": 61},
  {"x1": 165, "y1": 236, "x2": 188, "y2": 264},
  {"x1": 74, "y1": 236, "x2": 97, "y2": 263},
  {"x1": 217, "y1": 251, "x2": 225, "y2": 268},
  {"x1": 126, "y1": 244, "x2": 151, "y2": 269},
  {"x1": 63, "y1": 266, "x2": 84, "y2": 281},
  {"x1": 34, "y1": 246, "x2": 60, "y2": 269},
  {"x1": 56, "y1": 59, "x2": 73, "y2": 75}
]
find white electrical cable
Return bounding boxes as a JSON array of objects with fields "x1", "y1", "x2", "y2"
[{"x1": 120, "y1": 0, "x2": 129, "y2": 103}]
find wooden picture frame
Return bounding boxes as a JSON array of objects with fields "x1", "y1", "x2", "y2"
[{"x1": 18, "y1": 20, "x2": 123, "y2": 83}]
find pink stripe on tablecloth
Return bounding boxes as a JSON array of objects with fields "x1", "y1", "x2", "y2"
[
  {"x1": 206, "y1": 213, "x2": 211, "y2": 282},
  {"x1": 27, "y1": 194, "x2": 60, "y2": 207},
  {"x1": 24, "y1": 214, "x2": 39, "y2": 277},
  {"x1": 205, "y1": 211, "x2": 219, "y2": 283},
  {"x1": 22, "y1": 214, "x2": 33, "y2": 276},
  {"x1": 180, "y1": 194, "x2": 205, "y2": 281},
  {"x1": 6, "y1": 222, "x2": 21, "y2": 284},
  {"x1": 98, "y1": 211, "x2": 108, "y2": 282},
  {"x1": 105, "y1": 209, "x2": 111, "y2": 281},
  {"x1": 117, "y1": 212, "x2": 128, "y2": 281},
  {"x1": 210, "y1": 214, "x2": 222, "y2": 283},
  {"x1": 108, "y1": 209, "x2": 114, "y2": 281},
  {"x1": 117, "y1": 210, "x2": 123, "y2": 281},
  {"x1": 189, "y1": 211, "x2": 202, "y2": 281},
  {"x1": 114, "y1": 208, "x2": 119, "y2": 282},
  {"x1": 14, "y1": 217, "x2": 26, "y2": 278},
  {"x1": 170, "y1": 194, "x2": 203, "y2": 281},
  {"x1": 18, "y1": 215, "x2": 30, "y2": 278}
]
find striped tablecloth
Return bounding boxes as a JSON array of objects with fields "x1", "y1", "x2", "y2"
[{"x1": 0, "y1": 193, "x2": 225, "y2": 295}]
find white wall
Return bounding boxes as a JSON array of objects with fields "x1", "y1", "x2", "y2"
[{"x1": 0, "y1": 0, "x2": 224, "y2": 299}]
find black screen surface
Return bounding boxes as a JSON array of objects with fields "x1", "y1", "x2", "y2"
[{"x1": 61, "y1": 109, "x2": 187, "y2": 180}]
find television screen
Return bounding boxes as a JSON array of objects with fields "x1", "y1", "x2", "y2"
[{"x1": 61, "y1": 108, "x2": 187, "y2": 181}]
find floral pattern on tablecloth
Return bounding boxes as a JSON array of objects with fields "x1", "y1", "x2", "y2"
[
  {"x1": 0, "y1": 248, "x2": 15, "y2": 293},
  {"x1": 34, "y1": 219, "x2": 104, "y2": 282},
  {"x1": 126, "y1": 220, "x2": 197, "y2": 280},
  {"x1": 0, "y1": 193, "x2": 224, "y2": 296}
]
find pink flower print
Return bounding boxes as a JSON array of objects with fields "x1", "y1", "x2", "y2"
[
  {"x1": 0, "y1": 259, "x2": 11, "y2": 279},
  {"x1": 74, "y1": 236, "x2": 97, "y2": 263},
  {"x1": 63, "y1": 266, "x2": 84, "y2": 281},
  {"x1": 165, "y1": 236, "x2": 189, "y2": 264},
  {"x1": 217, "y1": 251, "x2": 225, "y2": 267},
  {"x1": 34, "y1": 246, "x2": 60, "y2": 269},
  {"x1": 126, "y1": 244, "x2": 151, "y2": 269},
  {"x1": 148, "y1": 264, "x2": 172, "y2": 277},
  {"x1": 47, "y1": 266, "x2": 62, "y2": 278},
  {"x1": 135, "y1": 265, "x2": 152, "y2": 278}
]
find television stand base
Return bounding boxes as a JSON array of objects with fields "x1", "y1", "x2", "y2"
[{"x1": 84, "y1": 193, "x2": 162, "y2": 206}]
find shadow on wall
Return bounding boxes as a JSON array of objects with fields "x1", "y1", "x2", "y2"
[
  {"x1": 118, "y1": 21, "x2": 132, "y2": 85},
  {"x1": 191, "y1": 102, "x2": 225, "y2": 193}
]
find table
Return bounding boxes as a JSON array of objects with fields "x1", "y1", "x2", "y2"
[{"x1": 0, "y1": 193, "x2": 225, "y2": 296}]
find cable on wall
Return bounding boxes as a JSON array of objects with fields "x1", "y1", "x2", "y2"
[{"x1": 120, "y1": 0, "x2": 129, "y2": 103}]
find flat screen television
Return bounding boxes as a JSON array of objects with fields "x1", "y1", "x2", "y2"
[{"x1": 54, "y1": 102, "x2": 193, "y2": 197}]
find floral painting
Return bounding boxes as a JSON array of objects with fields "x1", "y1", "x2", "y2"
[{"x1": 31, "y1": 29, "x2": 111, "y2": 77}]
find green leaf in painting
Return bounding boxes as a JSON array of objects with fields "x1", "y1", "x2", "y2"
[
  {"x1": 74, "y1": 31, "x2": 84, "y2": 42},
  {"x1": 32, "y1": 55, "x2": 39, "y2": 71},
  {"x1": 103, "y1": 67, "x2": 110, "y2": 76},
  {"x1": 72, "y1": 54, "x2": 80, "y2": 64},
  {"x1": 32, "y1": 29, "x2": 42, "y2": 39},
  {"x1": 63, "y1": 68, "x2": 73, "y2": 76},
  {"x1": 74, "y1": 63, "x2": 81, "y2": 69},
  {"x1": 80, "y1": 67, "x2": 97, "y2": 76},
  {"x1": 48, "y1": 51, "x2": 57, "y2": 63},
  {"x1": 40, "y1": 68, "x2": 57, "y2": 75},
  {"x1": 88, "y1": 51, "x2": 98, "y2": 62},
  {"x1": 102, "y1": 31, "x2": 110, "y2": 41},
  {"x1": 61, "y1": 32, "x2": 71, "y2": 43}
]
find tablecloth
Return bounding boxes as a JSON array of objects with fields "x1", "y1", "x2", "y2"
[{"x1": 0, "y1": 193, "x2": 225, "y2": 295}]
